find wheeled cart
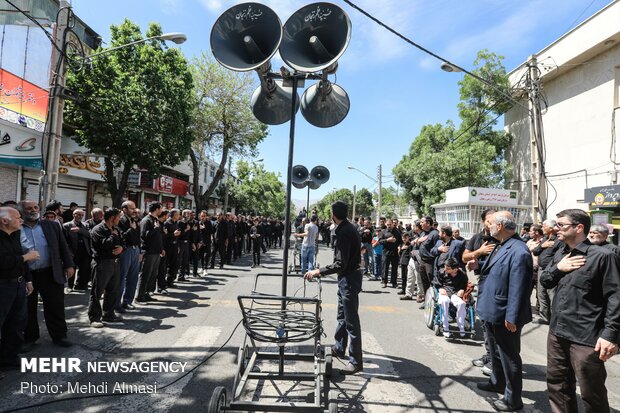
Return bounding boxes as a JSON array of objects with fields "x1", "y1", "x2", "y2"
[{"x1": 207, "y1": 273, "x2": 336, "y2": 413}]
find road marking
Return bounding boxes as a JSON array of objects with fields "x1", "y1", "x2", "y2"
[{"x1": 207, "y1": 299, "x2": 405, "y2": 314}]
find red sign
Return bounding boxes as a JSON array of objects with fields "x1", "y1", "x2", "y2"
[
  {"x1": 154, "y1": 175, "x2": 188, "y2": 196},
  {"x1": 0, "y1": 68, "x2": 48, "y2": 131}
]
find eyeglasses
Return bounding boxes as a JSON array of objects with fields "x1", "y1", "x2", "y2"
[{"x1": 555, "y1": 222, "x2": 577, "y2": 230}]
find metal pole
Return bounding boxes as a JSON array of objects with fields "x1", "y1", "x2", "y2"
[
  {"x1": 377, "y1": 164, "x2": 382, "y2": 227},
  {"x1": 528, "y1": 55, "x2": 545, "y2": 222},
  {"x1": 42, "y1": 1, "x2": 70, "y2": 206},
  {"x1": 306, "y1": 184, "x2": 310, "y2": 216},
  {"x1": 280, "y1": 75, "x2": 299, "y2": 375},
  {"x1": 351, "y1": 184, "x2": 356, "y2": 220}
]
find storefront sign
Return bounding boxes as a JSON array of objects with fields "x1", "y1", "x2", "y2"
[
  {"x1": 0, "y1": 119, "x2": 42, "y2": 168},
  {"x1": 0, "y1": 69, "x2": 47, "y2": 132},
  {"x1": 444, "y1": 186, "x2": 519, "y2": 206},
  {"x1": 154, "y1": 175, "x2": 188, "y2": 196},
  {"x1": 584, "y1": 185, "x2": 620, "y2": 207},
  {"x1": 58, "y1": 137, "x2": 105, "y2": 181}
]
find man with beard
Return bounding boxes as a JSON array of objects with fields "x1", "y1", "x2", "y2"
[
  {"x1": 62, "y1": 208, "x2": 91, "y2": 292},
  {"x1": 414, "y1": 216, "x2": 439, "y2": 301},
  {"x1": 85, "y1": 208, "x2": 103, "y2": 231},
  {"x1": 211, "y1": 213, "x2": 228, "y2": 269},
  {"x1": 379, "y1": 219, "x2": 402, "y2": 289},
  {"x1": 198, "y1": 211, "x2": 214, "y2": 274},
  {"x1": 588, "y1": 224, "x2": 620, "y2": 257},
  {"x1": 116, "y1": 201, "x2": 141, "y2": 312},
  {"x1": 225, "y1": 213, "x2": 236, "y2": 264},
  {"x1": 532, "y1": 219, "x2": 564, "y2": 325},
  {"x1": 473, "y1": 211, "x2": 532, "y2": 412},
  {"x1": 135, "y1": 203, "x2": 164, "y2": 303},
  {"x1": 19, "y1": 200, "x2": 74, "y2": 349},
  {"x1": 163, "y1": 209, "x2": 181, "y2": 288}
]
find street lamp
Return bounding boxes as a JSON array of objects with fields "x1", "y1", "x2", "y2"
[
  {"x1": 41, "y1": 6, "x2": 188, "y2": 205},
  {"x1": 347, "y1": 165, "x2": 382, "y2": 227}
]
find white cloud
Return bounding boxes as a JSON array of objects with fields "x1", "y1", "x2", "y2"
[{"x1": 158, "y1": 0, "x2": 183, "y2": 15}]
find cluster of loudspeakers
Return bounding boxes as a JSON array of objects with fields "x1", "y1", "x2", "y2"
[
  {"x1": 210, "y1": 2, "x2": 352, "y2": 128},
  {"x1": 292, "y1": 165, "x2": 330, "y2": 189}
]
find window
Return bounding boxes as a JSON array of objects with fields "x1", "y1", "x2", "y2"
[{"x1": 210, "y1": 166, "x2": 216, "y2": 178}]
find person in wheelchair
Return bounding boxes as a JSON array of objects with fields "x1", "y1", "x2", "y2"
[{"x1": 436, "y1": 257, "x2": 469, "y2": 338}]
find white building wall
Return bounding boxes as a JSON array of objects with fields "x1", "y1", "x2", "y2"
[{"x1": 0, "y1": 165, "x2": 19, "y2": 202}]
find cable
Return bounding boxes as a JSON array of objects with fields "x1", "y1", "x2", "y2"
[
  {"x1": 561, "y1": 0, "x2": 598, "y2": 36},
  {"x1": 341, "y1": 0, "x2": 531, "y2": 114},
  {"x1": 1, "y1": 319, "x2": 243, "y2": 413},
  {"x1": 3, "y1": 0, "x2": 64, "y2": 56}
]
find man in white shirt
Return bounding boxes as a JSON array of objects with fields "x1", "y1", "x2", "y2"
[{"x1": 296, "y1": 215, "x2": 319, "y2": 274}]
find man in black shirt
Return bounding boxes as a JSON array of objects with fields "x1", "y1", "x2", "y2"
[
  {"x1": 436, "y1": 257, "x2": 468, "y2": 338},
  {"x1": 88, "y1": 208, "x2": 124, "y2": 327},
  {"x1": 0, "y1": 207, "x2": 36, "y2": 370},
  {"x1": 211, "y1": 213, "x2": 228, "y2": 269},
  {"x1": 305, "y1": 201, "x2": 363, "y2": 375},
  {"x1": 398, "y1": 233, "x2": 411, "y2": 295},
  {"x1": 540, "y1": 209, "x2": 620, "y2": 413},
  {"x1": 414, "y1": 216, "x2": 439, "y2": 301},
  {"x1": 199, "y1": 211, "x2": 214, "y2": 274},
  {"x1": 135, "y1": 202, "x2": 164, "y2": 303},
  {"x1": 116, "y1": 201, "x2": 141, "y2": 312},
  {"x1": 177, "y1": 210, "x2": 192, "y2": 281},
  {"x1": 163, "y1": 209, "x2": 181, "y2": 287},
  {"x1": 532, "y1": 219, "x2": 564, "y2": 325},
  {"x1": 379, "y1": 219, "x2": 402, "y2": 289},
  {"x1": 588, "y1": 224, "x2": 620, "y2": 257},
  {"x1": 62, "y1": 208, "x2": 91, "y2": 291}
]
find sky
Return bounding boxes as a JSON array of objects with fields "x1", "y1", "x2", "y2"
[{"x1": 70, "y1": 0, "x2": 610, "y2": 203}]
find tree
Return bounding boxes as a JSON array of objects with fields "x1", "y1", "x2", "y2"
[
  {"x1": 313, "y1": 188, "x2": 354, "y2": 220},
  {"x1": 354, "y1": 187, "x2": 374, "y2": 218},
  {"x1": 189, "y1": 53, "x2": 268, "y2": 211},
  {"x1": 65, "y1": 20, "x2": 194, "y2": 207},
  {"x1": 226, "y1": 160, "x2": 286, "y2": 217},
  {"x1": 394, "y1": 50, "x2": 512, "y2": 217},
  {"x1": 373, "y1": 186, "x2": 407, "y2": 218}
]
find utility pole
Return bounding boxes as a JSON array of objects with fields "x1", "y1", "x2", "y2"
[
  {"x1": 377, "y1": 164, "x2": 382, "y2": 227},
  {"x1": 351, "y1": 184, "x2": 356, "y2": 220},
  {"x1": 527, "y1": 54, "x2": 546, "y2": 222},
  {"x1": 41, "y1": 0, "x2": 70, "y2": 206}
]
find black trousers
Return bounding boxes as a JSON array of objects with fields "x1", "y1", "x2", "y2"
[
  {"x1": 334, "y1": 272, "x2": 363, "y2": 367},
  {"x1": 88, "y1": 258, "x2": 120, "y2": 322},
  {"x1": 484, "y1": 321, "x2": 524, "y2": 408},
  {"x1": 400, "y1": 264, "x2": 408, "y2": 292},
  {"x1": 190, "y1": 244, "x2": 200, "y2": 276},
  {"x1": 200, "y1": 244, "x2": 211, "y2": 270},
  {"x1": 226, "y1": 238, "x2": 235, "y2": 263},
  {"x1": 165, "y1": 244, "x2": 179, "y2": 284},
  {"x1": 136, "y1": 254, "x2": 160, "y2": 300},
  {"x1": 157, "y1": 254, "x2": 168, "y2": 291},
  {"x1": 252, "y1": 242, "x2": 261, "y2": 265},
  {"x1": 178, "y1": 241, "x2": 190, "y2": 277},
  {"x1": 0, "y1": 279, "x2": 28, "y2": 364},
  {"x1": 211, "y1": 241, "x2": 226, "y2": 267},
  {"x1": 547, "y1": 332, "x2": 609, "y2": 413},
  {"x1": 382, "y1": 252, "x2": 398, "y2": 286},
  {"x1": 69, "y1": 249, "x2": 91, "y2": 290},
  {"x1": 25, "y1": 268, "x2": 67, "y2": 343}
]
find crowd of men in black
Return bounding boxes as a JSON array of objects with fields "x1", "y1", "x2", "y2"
[{"x1": 0, "y1": 198, "x2": 289, "y2": 380}]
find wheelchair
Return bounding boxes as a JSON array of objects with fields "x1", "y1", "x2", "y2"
[{"x1": 423, "y1": 284, "x2": 477, "y2": 338}]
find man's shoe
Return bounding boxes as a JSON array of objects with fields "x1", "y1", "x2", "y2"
[
  {"x1": 102, "y1": 314, "x2": 123, "y2": 323},
  {"x1": 134, "y1": 298, "x2": 148, "y2": 304},
  {"x1": 330, "y1": 346, "x2": 346, "y2": 359},
  {"x1": 472, "y1": 354, "x2": 490, "y2": 367},
  {"x1": 145, "y1": 295, "x2": 158, "y2": 302},
  {"x1": 122, "y1": 303, "x2": 135, "y2": 310},
  {"x1": 400, "y1": 295, "x2": 413, "y2": 301},
  {"x1": 381, "y1": 283, "x2": 387, "y2": 288},
  {"x1": 477, "y1": 381, "x2": 504, "y2": 393},
  {"x1": 52, "y1": 338, "x2": 73, "y2": 347},
  {"x1": 397, "y1": 291, "x2": 405, "y2": 295},
  {"x1": 492, "y1": 399, "x2": 523, "y2": 412},
  {"x1": 64, "y1": 287, "x2": 72, "y2": 294},
  {"x1": 339, "y1": 363, "x2": 363, "y2": 375},
  {"x1": 19, "y1": 342, "x2": 36, "y2": 353},
  {"x1": 91, "y1": 321, "x2": 104, "y2": 328},
  {"x1": 482, "y1": 364, "x2": 492, "y2": 376},
  {"x1": 116, "y1": 306, "x2": 126, "y2": 314},
  {"x1": 416, "y1": 296, "x2": 425, "y2": 303},
  {"x1": 177, "y1": 276, "x2": 187, "y2": 282},
  {"x1": 167, "y1": 282, "x2": 177, "y2": 289},
  {"x1": 532, "y1": 319, "x2": 549, "y2": 325}
]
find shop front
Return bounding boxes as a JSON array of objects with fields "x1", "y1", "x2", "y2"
[{"x1": 584, "y1": 185, "x2": 620, "y2": 244}]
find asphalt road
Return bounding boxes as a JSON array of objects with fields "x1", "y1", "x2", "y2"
[{"x1": 2, "y1": 243, "x2": 619, "y2": 413}]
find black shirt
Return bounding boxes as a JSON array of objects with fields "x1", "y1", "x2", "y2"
[
  {"x1": 118, "y1": 214, "x2": 140, "y2": 247},
  {"x1": 437, "y1": 268, "x2": 468, "y2": 296},
  {"x1": 360, "y1": 228, "x2": 373, "y2": 244},
  {"x1": 200, "y1": 219, "x2": 214, "y2": 245},
  {"x1": 319, "y1": 219, "x2": 361, "y2": 277},
  {"x1": 418, "y1": 229, "x2": 440, "y2": 263},
  {"x1": 380, "y1": 227, "x2": 402, "y2": 254},
  {"x1": 163, "y1": 218, "x2": 179, "y2": 247},
  {"x1": 533, "y1": 235, "x2": 564, "y2": 269},
  {"x1": 140, "y1": 214, "x2": 163, "y2": 255},
  {"x1": 399, "y1": 240, "x2": 412, "y2": 265},
  {"x1": 0, "y1": 229, "x2": 29, "y2": 281},
  {"x1": 540, "y1": 240, "x2": 620, "y2": 347},
  {"x1": 465, "y1": 231, "x2": 498, "y2": 275},
  {"x1": 91, "y1": 222, "x2": 122, "y2": 260}
]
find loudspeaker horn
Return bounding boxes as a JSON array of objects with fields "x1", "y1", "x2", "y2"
[
  {"x1": 301, "y1": 81, "x2": 350, "y2": 127},
  {"x1": 210, "y1": 3, "x2": 282, "y2": 72},
  {"x1": 280, "y1": 2, "x2": 352, "y2": 73},
  {"x1": 307, "y1": 180, "x2": 321, "y2": 190},
  {"x1": 292, "y1": 165, "x2": 309, "y2": 188},
  {"x1": 251, "y1": 79, "x2": 300, "y2": 125},
  {"x1": 310, "y1": 165, "x2": 330, "y2": 186}
]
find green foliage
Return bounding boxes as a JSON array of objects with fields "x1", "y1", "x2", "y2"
[
  {"x1": 65, "y1": 20, "x2": 194, "y2": 206},
  {"x1": 394, "y1": 50, "x2": 513, "y2": 217},
  {"x1": 313, "y1": 188, "x2": 354, "y2": 220},
  {"x1": 189, "y1": 53, "x2": 268, "y2": 210},
  {"x1": 354, "y1": 187, "x2": 374, "y2": 218},
  {"x1": 373, "y1": 186, "x2": 407, "y2": 218},
  {"x1": 227, "y1": 160, "x2": 286, "y2": 217}
]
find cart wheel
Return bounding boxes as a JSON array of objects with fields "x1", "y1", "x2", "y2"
[
  {"x1": 328, "y1": 390, "x2": 338, "y2": 413},
  {"x1": 208, "y1": 386, "x2": 227, "y2": 413},
  {"x1": 434, "y1": 323, "x2": 442, "y2": 336},
  {"x1": 324, "y1": 346, "x2": 333, "y2": 378},
  {"x1": 423, "y1": 288, "x2": 436, "y2": 329}
]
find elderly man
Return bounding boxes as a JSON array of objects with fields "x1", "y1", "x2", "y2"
[
  {"x1": 85, "y1": 208, "x2": 103, "y2": 231},
  {"x1": 588, "y1": 224, "x2": 620, "y2": 257},
  {"x1": 532, "y1": 219, "x2": 564, "y2": 325},
  {"x1": 19, "y1": 200, "x2": 74, "y2": 349},
  {"x1": 540, "y1": 209, "x2": 620, "y2": 413},
  {"x1": 62, "y1": 208, "x2": 92, "y2": 292},
  {"x1": 472, "y1": 211, "x2": 532, "y2": 412},
  {"x1": 0, "y1": 207, "x2": 37, "y2": 371}
]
